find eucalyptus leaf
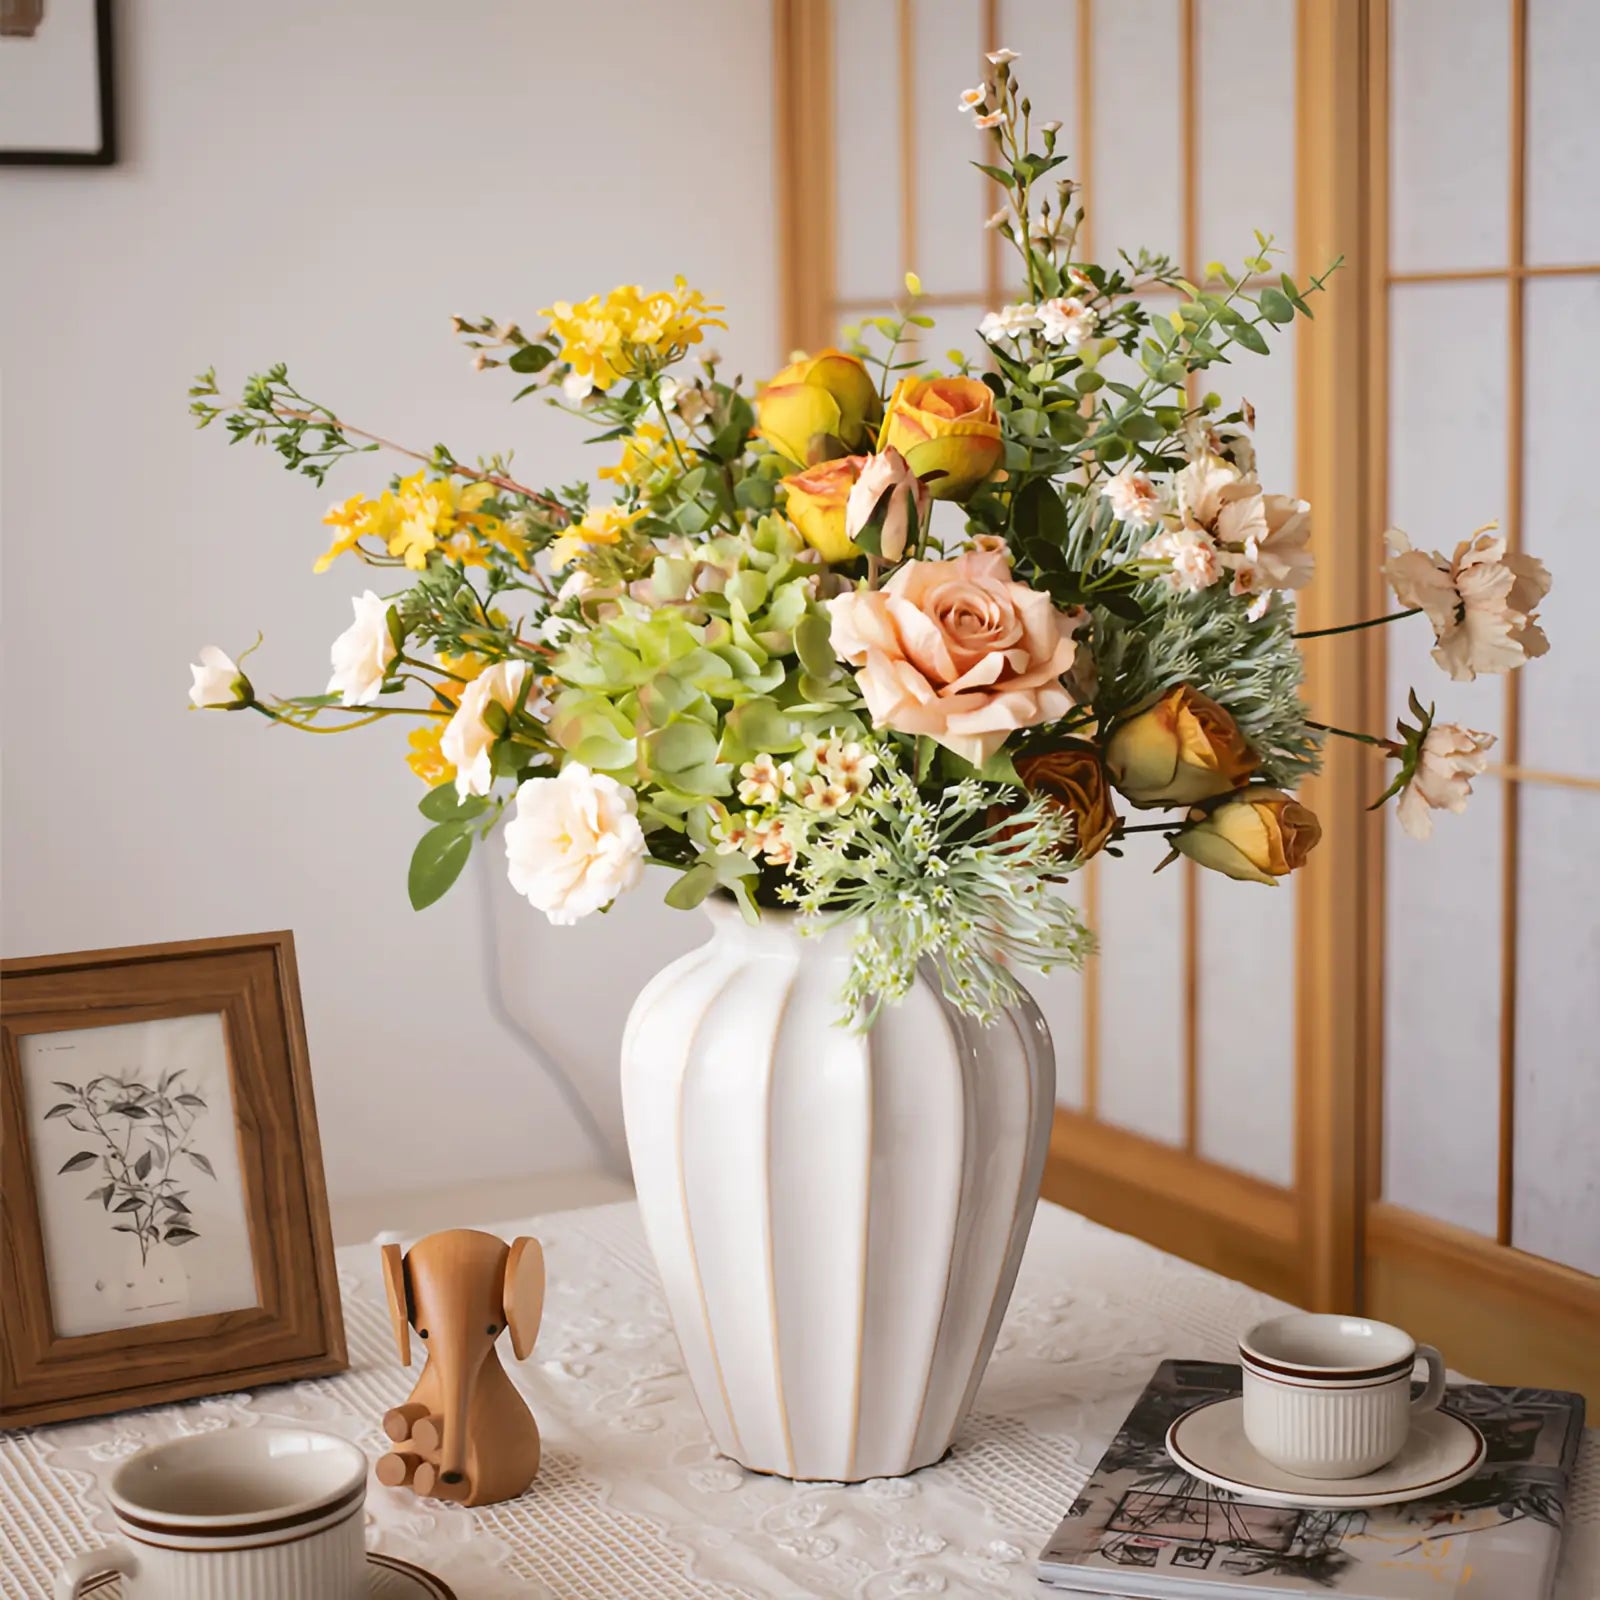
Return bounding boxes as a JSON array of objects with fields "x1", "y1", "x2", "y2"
[{"x1": 58, "y1": 1152, "x2": 97, "y2": 1174}]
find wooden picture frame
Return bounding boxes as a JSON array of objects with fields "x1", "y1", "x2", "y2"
[
  {"x1": 0, "y1": 0, "x2": 115, "y2": 166},
  {"x1": 0, "y1": 931, "x2": 345, "y2": 1428}
]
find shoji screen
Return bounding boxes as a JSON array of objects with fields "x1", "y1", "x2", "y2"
[
  {"x1": 799, "y1": 0, "x2": 1311, "y2": 1300},
  {"x1": 1364, "y1": 0, "x2": 1600, "y2": 1393}
]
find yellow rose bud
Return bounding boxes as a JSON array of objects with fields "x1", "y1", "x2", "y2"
[
  {"x1": 1174, "y1": 788, "x2": 1322, "y2": 884},
  {"x1": 782, "y1": 455, "x2": 867, "y2": 563},
  {"x1": 1014, "y1": 742, "x2": 1119, "y2": 860},
  {"x1": 755, "y1": 349, "x2": 881, "y2": 465},
  {"x1": 879, "y1": 375, "x2": 1004, "y2": 500},
  {"x1": 1104, "y1": 685, "x2": 1259, "y2": 807}
]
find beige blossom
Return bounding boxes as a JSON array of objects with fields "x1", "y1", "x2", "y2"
[
  {"x1": 1397, "y1": 721, "x2": 1496, "y2": 840},
  {"x1": 1141, "y1": 526, "x2": 1224, "y2": 594},
  {"x1": 1383, "y1": 528, "x2": 1551, "y2": 682},
  {"x1": 827, "y1": 546, "x2": 1079, "y2": 766}
]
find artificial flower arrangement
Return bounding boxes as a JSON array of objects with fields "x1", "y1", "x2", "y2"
[{"x1": 188, "y1": 51, "x2": 1550, "y2": 1028}]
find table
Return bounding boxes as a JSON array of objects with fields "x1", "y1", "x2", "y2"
[{"x1": 3, "y1": 1201, "x2": 1594, "y2": 1598}]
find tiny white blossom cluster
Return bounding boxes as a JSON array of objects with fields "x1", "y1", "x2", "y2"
[
  {"x1": 715, "y1": 736, "x2": 882, "y2": 868},
  {"x1": 978, "y1": 297, "x2": 1098, "y2": 350}
]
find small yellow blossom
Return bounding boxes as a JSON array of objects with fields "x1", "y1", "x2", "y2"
[
  {"x1": 549, "y1": 504, "x2": 640, "y2": 571},
  {"x1": 597, "y1": 421, "x2": 678, "y2": 490},
  {"x1": 541, "y1": 279, "x2": 725, "y2": 395},
  {"x1": 316, "y1": 473, "x2": 508, "y2": 573},
  {"x1": 406, "y1": 722, "x2": 457, "y2": 786}
]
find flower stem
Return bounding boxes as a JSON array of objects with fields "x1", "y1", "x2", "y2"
[
  {"x1": 1306, "y1": 719, "x2": 1402, "y2": 754},
  {"x1": 1294, "y1": 607, "x2": 1421, "y2": 640}
]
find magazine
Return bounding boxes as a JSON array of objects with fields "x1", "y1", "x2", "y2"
[{"x1": 1037, "y1": 1360, "x2": 1585, "y2": 1599}]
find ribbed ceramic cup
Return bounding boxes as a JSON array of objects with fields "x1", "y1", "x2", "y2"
[
  {"x1": 1240, "y1": 1313, "x2": 1447, "y2": 1479},
  {"x1": 53, "y1": 1427, "x2": 368, "y2": 1600}
]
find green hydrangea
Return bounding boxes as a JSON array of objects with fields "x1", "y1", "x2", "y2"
[{"x1": 549, "y1": 515, "x2": 863, "y2": 832}]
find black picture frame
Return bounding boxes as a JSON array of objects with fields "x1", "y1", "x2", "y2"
[{"x1": 0, "y1": 0, "x2": 116, "y2": 167}]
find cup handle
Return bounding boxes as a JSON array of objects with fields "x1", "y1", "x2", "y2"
[
  {"x1": 1411, "y1": 1343, "x2": 1447, "y2": 1414},
  {"x1": 54, "y1": 1544, "x2": 139, "y2": 1600}
]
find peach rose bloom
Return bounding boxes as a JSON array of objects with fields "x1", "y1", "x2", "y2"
[{"x1": 828, "y1": 546, "x2": 1080, "y2": 765}]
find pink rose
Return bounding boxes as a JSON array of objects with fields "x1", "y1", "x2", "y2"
[{"x1": 827, "y1": 547, "x2": 1080, "y2": 765}]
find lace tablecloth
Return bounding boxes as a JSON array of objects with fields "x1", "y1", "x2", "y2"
[{"x1": 3, "y1": 1200, "x2": 1594, "y2": 1599}]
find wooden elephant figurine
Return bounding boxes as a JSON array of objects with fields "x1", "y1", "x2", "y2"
[{"x1": 375, "y1": 1228, "x2": 544, "y2": 1506}]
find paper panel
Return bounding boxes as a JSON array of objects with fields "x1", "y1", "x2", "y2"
[
  {"x1": 1095, "y1": 830, "x2": 1186, "y2": 1147},
  {"x1": 1088, "y1": 0, "x2": 1181, "y2": 264},
  {"x1": 912, "y1": 0, "x2": 988, "y2": 300},
  {"x1": 1196, "y1": 870, "x2": 1296, "y2": 1188},
  {"x1": 1197, "y1": 0, "x2": 1296, "y2": 275},
  {"x1": 1518, "y1": 276, "x2": 1600, "y2": 778},
  {"x1": 1526, "y1": 0, "x2": 1600, "y2": 266},
  {"x1": 1511, "y1": 784, "x2": 1600, "y2": 1273},
  {"x1": 1381, "y1": 782, "x2": 1504, "y2": 1237},
  {"x1": 1390, "y1": 0, "x2": 1510, "y2": 274},
  {"x1": 834, "y1": 0, "x2": 902, "y2": 304},
  {"x1": 1387, "y1": 282, "x2": 1510, "y2": 746}
]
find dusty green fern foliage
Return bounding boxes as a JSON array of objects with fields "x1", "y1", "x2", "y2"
[
  {"x1": 778, "y1": 759, "x2": 1094, "y2": 1028},
  {"x1": 1062, "y1": 491, "x2": 1323, "y2": 786}
]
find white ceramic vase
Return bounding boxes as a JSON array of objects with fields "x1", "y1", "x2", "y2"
[{"x1": 620, "y1": 900, "x2": 1054, "y2": 1481}]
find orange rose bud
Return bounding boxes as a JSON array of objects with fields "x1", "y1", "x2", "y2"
[
  {"x1": 782, "y1": 455, "x2": 867, "y2": 563},
  {"x1": 1173, "y1": 788, "x2": 1321, "y2": 884},
  {"x1": 1014, "y1": 742, "x2": 1119, "y2": 860},
  {"x1": 879, "y1": 376, "x2": 1004, "y2": 500},
  {"x1": 1103, "y1": 685, "x2": 1258, "y2": 807}
]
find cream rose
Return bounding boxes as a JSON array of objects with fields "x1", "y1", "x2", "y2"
[
  {"x1": 188, "y1": 645, "x2": 251, "y2": 710},
  {"x1": 441, "y1": 660, "x2": 528, "y2": 798},
  {"x1": 504, "y1": 762, "x2": 646, "y2": 924},
  {"x1": 326, "y1": 590, "x2": 399, "y2": 707},
  {"x1": 827, "y1": 546, "x2": 1079, "y2": 765}
]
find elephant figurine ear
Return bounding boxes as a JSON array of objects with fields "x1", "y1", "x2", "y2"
[
  {"x1": 380, "y1": 1243, "x2": 412, "y2": 1367},
  {"x1": 503, "y1": 1236, "x2": 545, "y2": 1361}
]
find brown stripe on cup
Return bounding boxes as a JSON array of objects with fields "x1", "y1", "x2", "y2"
[
  {"x1": 113, "y1": 1480, "x2": 366, "y2": 1542},
  {"x1": 1239, "y1": 1348, "x2": 1415, "y2": 1385}
]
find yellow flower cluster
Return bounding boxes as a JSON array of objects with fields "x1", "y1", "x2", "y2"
[
  {"x1": 597, "y1": 421, "x2": 677, "y2": 490},
  {"x1": 540, "y1": 279, "x2": 725, "y2": 394},
  {"x1": 317, "y1": 472, "x2": 523, "y2": 573},
  {"x1": 549, "y1": 504, "x2": 640, "y2": 571}
]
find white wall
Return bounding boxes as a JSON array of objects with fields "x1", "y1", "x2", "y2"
[{"x1": 1, "y1": 0, "x2": 776, "y2": 1205}]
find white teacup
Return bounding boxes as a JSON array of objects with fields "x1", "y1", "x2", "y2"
[
  {"x1": 54, "y1": 1427, "x2": 368, "y2": 1600},
  {"x1": 1240, "y1": 1313, "x2": 1447, "y2": 1479}
]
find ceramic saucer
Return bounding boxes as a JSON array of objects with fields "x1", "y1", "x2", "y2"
[
  {"x1": 81, "y1": 1550, "x2": 456, "y2": 1598},
  {"x1": 1165, "y1": 1396, "x2": 1486, "y2": 1510}
]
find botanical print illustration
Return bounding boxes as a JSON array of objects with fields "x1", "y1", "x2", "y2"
[
  {"x1": 22, "y1": 1014, "x2": 259, "y2": 1338},
  {"x1": 1039, "y1": 1361, "x2": 1585, "y2": 1598},
  {"x1": 44, "y1": 1066, "x2": 216, "y2": 1264}
]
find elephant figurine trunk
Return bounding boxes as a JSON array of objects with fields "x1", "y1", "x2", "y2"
[{"x1": 375, "y1": 1228, "x2": 544, "y2": 1507}]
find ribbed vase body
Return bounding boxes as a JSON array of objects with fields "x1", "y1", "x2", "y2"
[{"x1": 620, "y1": 901, "x2": 1054, "y2": 1481}]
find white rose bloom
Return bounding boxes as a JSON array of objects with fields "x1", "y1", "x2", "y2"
[
  {"x1": 1397, "y1": 722, "x2": 1495, "y2": 841},
  {"x1": 326, "y1": 591, "x2": 399, "y2": 707},
  {"x1": 979, "y1": 302, "x2": 1040, "y2": 343},
  {"x1": 1036, "y1": 296, "x2": 1097, "y2": 348},
  {"x1": 561, "y1": 369, "x2": 594, "y2": 401},
  {"x1": 441, "y1": 660, "x2": 528, "y2": 798},
  {"x1": 504, "y1": 762, "x2": 646, "y2": 925},
  {"x1": 188, "y1": 645, "x2": 250, "y2": 709}
]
